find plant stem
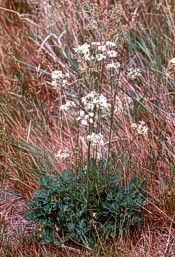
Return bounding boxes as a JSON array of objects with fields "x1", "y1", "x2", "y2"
[
  {"x1": 86, "y1": 140, "x2": 91, "y2": 211},
  {"x1": 106, "y1": 43, "x2": 125, "y2": 175}
]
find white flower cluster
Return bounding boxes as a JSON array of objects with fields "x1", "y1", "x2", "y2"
[
  {"x1": 74, "y1": 42, "x2": 90, "y2": 55},
  {"x1": 76, "y1": 110, "x2": 94, "y2": 126},
  {"x1": 96, "y1": 53, "x2": 106, "y2": 61},
  {"x1": 106, "y1": 62, "x2": 120, "y2": 69},
  {"x1": 75, "y1": 91, "x2": 109, "y2": 126},
  {"x1": 127, "y1": 68, "x2": 141, "y2": 80},
  {"x1": 106, "y1": 41, "x2": 116, "y2": 47},
  {"x1": 82, "y1": 91, "x2": 109, "y2": 111},
  {"x1": 87, "y1": 133, "x2": 104, "y2": 147},
  {"x1": 55, "y1": 149, "x2": 71, "y2": 159},
  {"x1": 131, "y1": 121, "x2": 148, "y2": 135},
  {"x1": 74, "y1": 41, "x2": 117, "y2": 62},
  {"x1": 51, "y1": 70, "x2": 70, "y2": 88},
  {"x1": 60, "y1": 101, "x2": 76, "y2": 111},
  {"x1": 59, "y1": 91, "x2": 108, "y2": 126},
  {"x1": 170, "y1": 58, "x2": 175, "y2": 65},
  {"x1": 74, "y1": 43, "x2": 93, "y2": 61},
  {"x1": 107, "y1": 50, "x2": 117, "y2": 58}
]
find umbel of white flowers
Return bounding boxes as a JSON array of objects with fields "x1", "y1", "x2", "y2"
[
  {"x1": 59, "y1": 91, "x2": 109, "y2": 126},
  {"x1": 87, "y1": 133, "x2": 104, "y2": 147},
  {"x1": 74, "y1": 41, "x2": 118, "y2": 61},
  {"x1": 82, "y1": 91, "x2": 109, "y2": 111},
  {"x1": 51, "y1": 70, "x2": 70, "y2": 88},
  {"x1": 78, "y1": 91, "x2": 109, "y2": 126},
  {"x1": 131, "y1": 121, "x2": 148, "y2": 135}
]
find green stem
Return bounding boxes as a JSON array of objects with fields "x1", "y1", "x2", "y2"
[
  {"x1": 106, "y1": 43, "x2": 126, "y2": 174},
  {"x1": 86, "y1": 140, "x2": 91, "y2": 211}
]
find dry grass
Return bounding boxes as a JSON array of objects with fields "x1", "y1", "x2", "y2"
[{"x1": 0, "y1": 0, "x2": 175, "y2": 256}]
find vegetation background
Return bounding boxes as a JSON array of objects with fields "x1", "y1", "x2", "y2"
[{"x1": 0, "y1": 0, "x2": 175, "y2": 256}]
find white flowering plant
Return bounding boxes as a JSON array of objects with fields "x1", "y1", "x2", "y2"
[
  {"x1": 23, "y1": 1, "x2": 152, "y2": 252},
  {"x1": 3, "y1": 0, "x2": 175, "y2": 255},
  {"x1": 25, "y1": 32, "x2": 148, "y2": 248}
]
